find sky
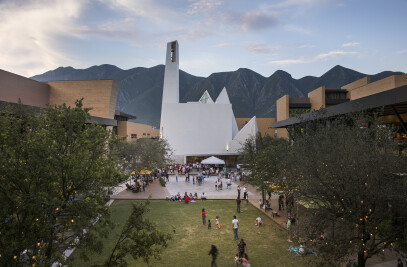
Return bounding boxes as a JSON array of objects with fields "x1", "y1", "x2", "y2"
[{"x1": 0, "y1": 0, "x2": 406, "y2": 79}]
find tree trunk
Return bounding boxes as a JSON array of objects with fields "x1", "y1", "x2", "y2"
[{"x1": 357, "y1": 251, "x2": 366, "y2": 267}]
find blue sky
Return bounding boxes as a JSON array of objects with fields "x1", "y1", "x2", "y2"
[{"x1": 0, "y1": 0, "x2": 406, "y2": 78}]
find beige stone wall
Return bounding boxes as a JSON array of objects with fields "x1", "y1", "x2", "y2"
[
  {"x1": 348, "y1": 74, "x2": 407, "y2": 100},
  {"x1": 308, "y1": 86, "x2": 325, "y2": 111},
  {"x1": 341, "y1": 76, "x2": 371, "y2": 91},
  {"x1": 236, "y1": 117, "x2": 276, "y2": 137},
  {"x1": 48, "y1": 80, "x2": 118, "y2": 119},
  {"x1": 0, "y1": 69, "x2": 49, "y2": 108},
  {"x1": 117, "y1": 121, "x2": 128, "y2": 138},
  {"x1": 117, "y1": 121, "x2": 160, "y2": 142},
  {"x1": 276, "y1": 95, "x2": 290, "y2": 139}
]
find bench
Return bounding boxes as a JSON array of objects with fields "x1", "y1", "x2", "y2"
[{"x1": 272, "y1": 211, "x2": 280, "y2": 217}]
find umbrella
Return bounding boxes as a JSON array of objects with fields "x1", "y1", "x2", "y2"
[{"x1": 139, "y1": 170, "x2": 152, "y2": 175}]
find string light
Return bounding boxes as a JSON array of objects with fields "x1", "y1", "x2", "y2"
[{"x1": 71, "y1": 219, "x2": 74, "y2": 223}]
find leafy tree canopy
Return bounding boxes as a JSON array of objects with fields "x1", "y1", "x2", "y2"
[{"x1": 0, "y1": 101, "x2": 123, "y2": 266}]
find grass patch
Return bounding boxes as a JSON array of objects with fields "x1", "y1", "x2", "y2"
[{"x1": 69, "y1": 200, "x2": 309, "y2": 266}]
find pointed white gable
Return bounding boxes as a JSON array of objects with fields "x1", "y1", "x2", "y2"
[
  {"x1": 215, "y1": 87, "x2": 231, "y2": 104},
  {"x1": 232, "y1": 114, "x2": 239, "y2": 138},
  {"x1": 199, "y1": 90, "x2": 214, "y2": 104},
  {"x1": 226, "y1": 116, "x2": 258, "y2": 153}
]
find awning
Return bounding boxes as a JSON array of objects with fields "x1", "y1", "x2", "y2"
[{"x1": 200, "y1": 156, "x2": 225, "y2": 165}]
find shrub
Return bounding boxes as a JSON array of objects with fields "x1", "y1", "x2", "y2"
[{"x1": 159, "y1": 177, "x2": 166, "y2": 187}]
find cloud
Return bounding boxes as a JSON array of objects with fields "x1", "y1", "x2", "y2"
[
  {"x1": 284, "y1": 24, "x2": 312, "y2": 35},
  {"x1": 240, "y1": 11, "x2": 278, "y2": 31},
  {"x1": 270, "y1": 50, "x2": 358, "y2": 65},
  {"x1": 213, "y1": 43, "x2": 232, "y2": 48},
  {"x1": 72, "y1": 20, "x2": 140, "y2": 40},
  {"x1": 101, "y1": 0, "x2": 179, "y2": 23},
  {"x1": 299, "y1": 44, "x2": 315, "y2": 48},
  {"x1": 264, "y1": 0, "x2": 327, "y2": 9},
  {"x1": 247, "y1": 43, "x2": 285, "y2": 54},
  {"x1": 270, "y1": 58, "x2": 307, "y2": 65},
  {"x1": 396, "y1": 49, "x2": 407, "y2": 54},
  {"x1": 0, "y1": 0, "x2": 86, "y2": 77},
  {"x1": 315, "y1": 50, "x2": 358, "y2": 59},
  {"x1": 188, "y1": 0, "x2": 222, "y2": 15},
  {"x1": 342, "y1": 42, "x2": 360, "y2": 47}
]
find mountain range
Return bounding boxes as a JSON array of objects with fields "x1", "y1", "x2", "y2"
[{"x1": 31, "y1": 65, "x2": 404, "y2": 128}]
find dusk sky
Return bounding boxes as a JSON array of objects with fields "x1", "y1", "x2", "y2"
[{"x1": 1, "y1": 0, "x2": 406, "y2": 79}]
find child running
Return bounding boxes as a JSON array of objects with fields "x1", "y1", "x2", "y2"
[
  {"x1": 216, "y1": 216, "x2": 221, "y2": 229},
  {"x1": 208, "y1": 219, "x2": 212, "y2": 229}
]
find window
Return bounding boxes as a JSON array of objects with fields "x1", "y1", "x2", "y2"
[
  {"x1": 171, "y1": 41, "x2": 176, "y2": 62},
  {"x1": 131, "y1": 134, "x2": 137, "y2": 139},
  {"x1": 143, "y1": 133, "x2": 146, "y2": 136}
]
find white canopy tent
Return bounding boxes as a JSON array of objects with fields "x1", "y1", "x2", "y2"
[{"x1": 201, "y1": 156, "x2": 225, "y2": 165}]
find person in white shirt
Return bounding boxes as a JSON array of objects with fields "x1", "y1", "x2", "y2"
[
  {"x1": 255, "y1": 217, "x2": 262, "y2": 226},
  {"x1": 227, "y1": 178, "x2": 231, "y2": 189},
  {"x1": 232, "y1": 215, "x2": 239, "y2": 240}
]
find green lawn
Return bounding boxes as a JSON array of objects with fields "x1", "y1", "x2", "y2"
[{"x1": 69, "y1": 200, "x2": 309, "y2": 266}]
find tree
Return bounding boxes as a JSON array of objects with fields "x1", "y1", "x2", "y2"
[
  {"x1": 111, "y1": 138, "x2": 172, "y2": 174},
  {"x1": 286, "y1": 113, "x2": 407, "y2": 266},
  {"x1": 239, "y1": 133, "x2": 290, "y2": 202},
  {"x1": 98, "y1": 201, "x2": 172, "y2": 267},
  {"x1": 0, "y1": 101, "x2": 123, "y2": 266}
]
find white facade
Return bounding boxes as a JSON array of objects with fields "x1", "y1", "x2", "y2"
[{"x1": 160, "y1": 41, "x2": 257, "y2": 163}]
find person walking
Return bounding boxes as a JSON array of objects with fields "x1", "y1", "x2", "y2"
[
  {"x1": 237, "y1": 238, "x2": 247, "y2": 258},
  {"x1": 208, "y1": 245, "x2": 218, "y2": 267},
  {"x1": 237, "y1": 186, "x2": 241, "y2": 199},
  {"x1": 202, "y1": 208, "x2": 206, "y2": 225},
  {"x1": 287, "y1": 219, "x2": 292, "y2": 242},
  {"x1": 243, "y1": 185, "x2": 247, "y2": 200},
  {"x1": 236, "y1": 198, "x2": 241, "y2": 213},
  {"x1": 232, "y1": 215, "x2": 239, "y2": 240}
]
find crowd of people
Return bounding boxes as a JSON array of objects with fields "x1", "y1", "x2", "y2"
[{"x1": 166, "y1": 192, "x2": 207, "y2": 202}]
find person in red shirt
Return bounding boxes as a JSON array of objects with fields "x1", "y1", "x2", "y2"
[{"x1": 202, "y1": 208, "x2": 206, "y2": 225}]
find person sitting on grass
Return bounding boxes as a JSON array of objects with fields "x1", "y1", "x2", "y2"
[
  {"x1": 201, "y1": 192, "x2": 207, "y2": 200},
  {"x1": 299, "y1": 244, "x2": 306, "y2": 255},
  {"x1": 193, "y1": 192, "x2": 198, "y2": 200},
  {"x1": 255, "y1": 217, "x2": 263, "y2": 226}
]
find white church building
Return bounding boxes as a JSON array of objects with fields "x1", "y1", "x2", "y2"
[{"x1": 160, "y1": 41, "x2": 257, "y2": 165}]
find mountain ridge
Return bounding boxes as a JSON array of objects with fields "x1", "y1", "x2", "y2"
[{"x1": 31, "y1": 65, "x2": 404, "y2": 127}]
